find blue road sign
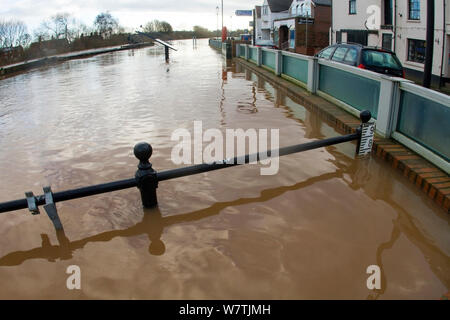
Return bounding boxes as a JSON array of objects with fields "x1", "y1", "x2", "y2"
[{"x1": 235, "y1": 10, "x2": 253, "y2": 16}]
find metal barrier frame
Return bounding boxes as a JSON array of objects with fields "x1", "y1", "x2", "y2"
[
  {"x1": 236, "y1": 44, "x2": 449, "y2": 174},
  {"x1": 391, "y1": 82, "x2": 450, "y2": 174}
]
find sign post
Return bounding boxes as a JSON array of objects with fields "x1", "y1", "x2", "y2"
[{"x1": 358, "y1": 123, "x2": 375, "y2": 156}]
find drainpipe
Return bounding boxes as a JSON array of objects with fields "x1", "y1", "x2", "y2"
[
  {"x1": 439, "y1": 0, "x2": 446, "y2": 88},
  {"x1": 423, "y1": 0, "x2": 435, "y2": 88},
  {"x1": 253, "y1": 9, "x2": 256, "y2": 45},
  {"x1": 394, "y1": 0, "x2": 397, "y2": 53},
  {"x1": 330, "y1": 0, "x2": 333, "y2": 45}
]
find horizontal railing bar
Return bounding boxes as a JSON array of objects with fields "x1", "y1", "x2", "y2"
[
  {"x1": 0, "y1": 178, "x2": 136, "y2": 214},
  {"x1": 0, "y1": 132, "x2": 359, "y2": 214},
  {"x1": 158, "y1": 133, "x2": 359, "y2": 181}
]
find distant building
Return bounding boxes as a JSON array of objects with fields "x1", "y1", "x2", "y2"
[
  {"x1": 274, "y1": 0, "x2": 332, "y2": 54},
  {"x1": 0, "y1": 46, "x2": 24, "y2": 66},
  {"x1": 258, "y1": 0, "x2": 293, "y2": 42},
  {"x1": 255, "y1": 6, "x2": 263, "y2": 41},
  {"x1": 331, "y1": 0, "x2": 450, "y2": 85},
  {"x1": 28, "y1": 38, "x2": 70, "y2": 57}
]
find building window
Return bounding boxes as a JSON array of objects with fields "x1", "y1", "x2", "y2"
[
  {"x1": 384, "y1": 0, "x2": 393, "y2": 25},
  {"x1": 263, "y1": 5, "x2": 269, "y2": 15},
  {"x1": 289, "y1": 28, "x2": 295, "y2": 48},
  {"x1": 336, "y1": 31, "x2": 342, "y2": 43},
  {"x1": 408, "y1": 0, "x2": 420, "y2": 20},
  {"x1": 408, "y1": 39, "x2": 426, "y2": 63},
  {"x1": 382, "y1": 34, "x2": 393, "y2": 50},
  {"x1": 349, "y1": 0, "x2": 356, "y2": 15}
]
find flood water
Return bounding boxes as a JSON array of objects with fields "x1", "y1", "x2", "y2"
[{"x1": 0, "y1": 39, "x2": 449, "y2": 299}]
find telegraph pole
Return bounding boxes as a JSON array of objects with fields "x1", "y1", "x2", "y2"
[
  {"x1": 253, "y1": 9, "x2": 256, "y2": 45},
  {"x1": 423, "y1": 0, "x2": 435, "y2": 88},
  {"x1": 216, "y1": 6, "x2": 219, "y2": 39},
  {"x1": 222, "y1": 0, "x2": 224, "y2": 32}
]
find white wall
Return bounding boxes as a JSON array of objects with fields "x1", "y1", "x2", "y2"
[
  {"x1": 332, "y1": 0, "x2": 381, "y2": 30},
  {"x1": 395, "y1": 0, "x2": 447, "y2": 77}
]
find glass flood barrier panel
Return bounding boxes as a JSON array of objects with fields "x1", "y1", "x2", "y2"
[
  {"x1": 210, "y1": 40, "x2": 222, "y2": 49},
  {"x1": 282, "y1": 55, "x2": 308, "y2": 84},
  {"x1": 318, "y1": 65, "x2": 380, "y2": 118},
  {"x1": 249, "y1": 47, "x2": 258, "y2": 62},
  {"x1": 240, "y1": 45, "x2": 246, "y2": 58},
  {"x1": 397, "y1": 90, "x2": 450, "y2": 161},
  {"x1": 262, "y1": 50, "x2": 276, "y2": 70}
]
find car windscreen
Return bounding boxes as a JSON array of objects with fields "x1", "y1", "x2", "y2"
[
  {"x1": 318, "y1": 46, "x2": 335, "y2": 59},
  {"x1": 362, "y1": 50, "x2": 403, "y2": 70}
]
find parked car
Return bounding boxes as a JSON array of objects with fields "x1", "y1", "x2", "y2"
[
  {"x1": 315, "y1": 43, "x2": 405, "y2": 78},
  {"x1": 255, "y1": 40, "x2": 278, "y2": 50}
]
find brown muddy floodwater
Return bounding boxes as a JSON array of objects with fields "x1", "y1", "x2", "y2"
[{"x1": 0, "y1": 39, "x2": 449, "y2": 300}]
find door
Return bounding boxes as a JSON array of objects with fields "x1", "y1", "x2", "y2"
[
  {"x1": 347, "y1": 30, "x2": 368, "y2": 46},
  {"x1": 382, "y1": 33, "x2": 393, "y2": 51}
]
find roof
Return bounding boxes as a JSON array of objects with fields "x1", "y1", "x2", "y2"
[
  {"x1": 313, "y1": 0, "x2": 332, "y2": 6},
  {"x1": 267, "y1": 0, "x2": 293, "y2": 12}
]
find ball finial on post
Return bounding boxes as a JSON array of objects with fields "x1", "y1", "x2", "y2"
[
  {"x1": 134, "y1": 142, "x2": 153, "y2": 169},
  {"x1": 134, "y1": 142, "x2": 158, "y2": 208},
  {"x1": 360, "y1": 110, "x2": 372, "y2": 124}
]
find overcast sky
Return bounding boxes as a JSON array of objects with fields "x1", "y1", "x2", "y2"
[{"x1": 0, "y1": 0, "x2": 261, "y2": 34}]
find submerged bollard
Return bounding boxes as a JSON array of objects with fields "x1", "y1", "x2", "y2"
[
  {"x1": 165, "y1": 46, "x2": 169, "y2": 62},
  {"x1": 134, "y1": 142, "x2": 158, "y2": 208}
]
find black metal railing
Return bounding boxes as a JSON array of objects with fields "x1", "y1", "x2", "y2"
[{"x1": 0, "y1": 111, "x2": 373, "y2": 231}]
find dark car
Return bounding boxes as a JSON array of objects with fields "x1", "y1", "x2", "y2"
[
  {"x1": 316, "y1": 43, "x2": 405, "y2": 78},
  {"x1": 255, "y1": 40, "x2": 278, "y2": 50}
]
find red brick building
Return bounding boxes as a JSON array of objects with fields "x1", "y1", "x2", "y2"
[{"x1": 274, "y1": 0, "x2": 331, "y2": 55}]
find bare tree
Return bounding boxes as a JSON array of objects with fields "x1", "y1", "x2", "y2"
[
  {"x1": 72, "y1": 21, "x2": 91, "y2": 39},
  {"x1": 37, "y1": 12, "x2": 79, "y2": 41},
  {"x1": 0, "y1": 20, "x2": 31, "y2": 48},
  {"x1": 94, "y1": 12, "x2": 119, "y2": 38},
  {"x1": 143, "y1": 20, "x2": 173, "y2": 33}
]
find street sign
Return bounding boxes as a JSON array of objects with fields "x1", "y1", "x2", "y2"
[
  {"x1": 358, "y1": 123, "x2": 375, "y2": 156},
  {"x1": 298, "y1": 18, "x2": 314, "y2": 24},
  {"x1": 235, "y1": 10, "x2": 253, "y2": 16}
]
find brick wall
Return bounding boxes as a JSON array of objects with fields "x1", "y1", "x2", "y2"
[{"x1": 294, "y1": 5, "x2": 331, "y2": 55}]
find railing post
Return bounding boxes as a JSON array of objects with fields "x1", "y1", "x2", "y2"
[
  {"x1": 275, "y1": 50, "x2": 282, "y2": 76},
  {"x1": 257, "y1": 47, "x2": 262, "y2": 66},
  {"x1": 134, "y1": 142, "x2": 158, "y2": 208},
  {"x1": 236, "y1": 44, "x2": 240, "y2": 57},
  {"x1": 245, "y1": 45, "x2": 249, "y2": 61},
  {"x1": 307, "y1": 56, "x2": 319, "y2": 93},
  {"x1": 376, "y1": 77, "x2": 413, "y2": 138}
]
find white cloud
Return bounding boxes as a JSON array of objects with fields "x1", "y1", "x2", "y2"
[{"x1": 0, "y1": 0, "x2": 260, "y2": 32}]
